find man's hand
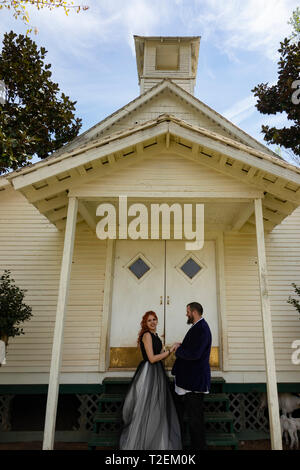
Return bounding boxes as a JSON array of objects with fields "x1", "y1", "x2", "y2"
[{"x1": 171, "y1": 342, "x2": 181, "y2": 352}]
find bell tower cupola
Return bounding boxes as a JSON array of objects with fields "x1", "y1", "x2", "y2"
[{"x1": 134, "y1": 35, "x2": 200, "y2": 96}]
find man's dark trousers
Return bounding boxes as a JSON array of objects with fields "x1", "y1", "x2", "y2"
[{"x1": 174, "y1": 391, "x2": 206, "y2": 450}]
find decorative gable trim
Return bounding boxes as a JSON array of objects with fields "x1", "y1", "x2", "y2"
[
  {"x1": 9, "y1": 78, "x2": 278, "y2": 173},
  {"x1": 4, "y1": 114, "x2": 300, "y2": 233}
]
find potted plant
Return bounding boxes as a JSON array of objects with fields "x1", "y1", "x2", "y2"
[{"x1": 0, "y1": 270, "x2": 33, "y2": 365}]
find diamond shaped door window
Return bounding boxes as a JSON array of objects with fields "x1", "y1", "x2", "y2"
[
  {"x1": 124, "y1": 253, "x2": 153, "y2": 283},
  {"x1": 180, "y1": 258, "x2": 202, "y2": 279},
  {"x1": 176, "y1": 253, "x2": 206, "y2": 284},
  {"x1": 129, "y1": 257, "x2": 150, "y2": 279}
]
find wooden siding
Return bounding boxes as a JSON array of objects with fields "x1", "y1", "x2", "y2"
[
  {"x1": 224, "y1": 206, "x2": 300, "y2": 371},
  {"x1": 100, "y1": 90, "x2": 242, "y2": 143},
  {"x1": 74, "y1": 152, "x2": 259, "y2": 199},
  {"x1": 0, "y1": 187, "x2": 106, "y2": 373},
  {"x1": 1, "y1": 181, "x2": 300, "y2": 376}
]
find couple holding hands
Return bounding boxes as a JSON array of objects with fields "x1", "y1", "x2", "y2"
[{"x1": 119, "y1": 302, "x2": 212, "y2": 450}]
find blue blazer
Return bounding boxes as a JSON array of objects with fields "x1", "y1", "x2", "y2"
[{"x1": 171, "y1": 318, "x2": 212, "y2": 392}]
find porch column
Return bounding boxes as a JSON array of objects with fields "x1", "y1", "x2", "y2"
[
  {"x1": 99, "y1": 239, "x2": 115, "y2": 371},
  {"x1": 254, "y1": 198, "x2": 282, "y2": 450},
  {"x1": 43, "y1": 197, "x2": 78, "y2": 450}
]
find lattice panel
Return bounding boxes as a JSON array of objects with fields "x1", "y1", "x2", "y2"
[
  {"x1": 228, "y1": 392, "x2": 269, "y2": 433},
  {"x1": 0, "y1": 395, "x2": 14, "y2": 431},
  {"x1": 101, "y1": 401, "x2": 124, "y2": 414},
  {"x1": 73, "y1": 392, "x2": 270, "y2": 436},
  {"x1": 206, "y1": 421, "x2": 229, "y2": 433},
  {"x1": 98, "y1": 421, "x2": 123, "y2": 433},
  {"x1": 74, "y1": 394, "x2": 101, "y2": 431},
  {"x1": 203, "y1": 400, "x2": 229, "y2": 432},
  {"x1": 204, "y1": 402, "x2": 226, "y2": 413}
]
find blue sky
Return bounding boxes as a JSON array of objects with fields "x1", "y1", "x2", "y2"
[{"x1": 0, "y1": 0, "x2": 299, "y2": 164}]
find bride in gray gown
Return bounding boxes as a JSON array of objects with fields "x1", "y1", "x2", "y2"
[{"x1": 119, "y1": 311, "x2": 182, "y2": 450}]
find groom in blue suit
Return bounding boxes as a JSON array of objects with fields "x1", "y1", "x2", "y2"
[{"x1": 171, "y1": 302, "x2": 212, "y2": 450}]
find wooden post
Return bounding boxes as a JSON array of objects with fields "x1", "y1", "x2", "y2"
[
  {"x1": 99, "y1": 239, "x2": 115, "y2": 371},
  {"x1": 215, "y1": 232, "x2": 229, "y2": 371},
  {"x1": 42, "y1": 197, "x2": 78, "y2": 450},
  {"x1": 254, "y1": 198, "x2": 282, "y2": 450}
]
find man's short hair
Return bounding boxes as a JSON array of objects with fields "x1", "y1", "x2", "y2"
[{"x1": 187, "y1": 302, "x2": 203, "y2": 315}]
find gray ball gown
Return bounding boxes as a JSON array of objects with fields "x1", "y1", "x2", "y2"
[{"x1": 119, "y1": 331, "x2": 182, "y2": 450}]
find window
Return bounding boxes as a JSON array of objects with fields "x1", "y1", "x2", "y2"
[
  {"x1": 180, "y1": 257, "x2": 202, "y2": 279},
  {"x1": 128, "y1": 257, "x2": 150, "y2": 280},
  {"x1": 176, "y1": 253, "x2": 206, "y2": 284},
  {"x1": 124, "y1": 252, "x2": 154, "y2": 283},
  {"x1": 156, "y1": 44, "x2": 179, "y2": 70}
]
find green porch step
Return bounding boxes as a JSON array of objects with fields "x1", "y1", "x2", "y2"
[
  {"x1": 102, "y1": 376, "x2": 225, "y2": 385},
  {"x1": 93, "y1": 411, "x2": 234, "y2": 424},
  {"x1": 204, "y1": 393, "x2": 229, "y2": 403},
  {"x1": 88, "y1": 431, "x2": 119, "y2": 448},
  {"x1": 102, "y1": 376, "x2": 225, "y2": 394},
  {"x1": 204, "y1": 412, "x2": 233, "y2": 423},
  {"x1": 205, "y1": 433, "x2": 238, "y2": 449},
  {"x1": 98, "y1": 393, "x2": 124, "y2": 402},
  {"x1": 98, "y1": 392, "x2": 229, "y2": 404},
  {"x1": 94, "y1": 412, "x2": 121, "y2": 423},
  {"x1": 88, "y1": 431, "x2": 238, "y2": 450},
  {"x1": 89, "y1": 376, "x2": 237, "y2": 450}
]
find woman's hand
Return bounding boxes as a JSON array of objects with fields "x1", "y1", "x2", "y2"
[{"x1": 143, "y1": 333, "x2": 172, "y2": 363}]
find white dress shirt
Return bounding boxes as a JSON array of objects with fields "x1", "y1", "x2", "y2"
[{"x1": 174, "y1": 317, "x2": 209, "y2": 395}]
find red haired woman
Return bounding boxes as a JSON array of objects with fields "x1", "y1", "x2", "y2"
[{"x1": 119, "y1": 311, "x2": 182, "y2": 450}]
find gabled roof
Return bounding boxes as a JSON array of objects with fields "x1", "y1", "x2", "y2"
[
  {"x1": 6, "y1": 113, "x2": 300, "y2": 184},
  {"x1": 11, "y1": 78, "x2": 279, "y2": 173},
  {"x1": 3, "y1": 113, "x2": 300, "y2": 233}
]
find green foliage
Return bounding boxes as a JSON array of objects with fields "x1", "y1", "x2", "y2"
[
  {"x1": 0, "y1": 1, "x2": 89, "y2": 35},
  {"x1": 252, "y1": 37, "x2": 300, "y2": 158},
  {"x1": 287, "y1": 283, "x2": 300, "y2": 317},
  {"x1": 0, "y1": 31, "x2": 82, "y2": 174},
  {"x1": 0, "y1": 269, "x2": 33, "y2": 340},
  {"x1": 288, "y1": 7, "x2": 300, "y2": 41}
]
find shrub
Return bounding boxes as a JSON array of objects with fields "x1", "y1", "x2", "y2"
[{"x1": 0, "y1": 269, "x2": 33, "y2": 344}]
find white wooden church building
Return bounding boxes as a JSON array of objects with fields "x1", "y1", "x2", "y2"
[{"x1": 0, "y1": 36, "x2": 300, "y2": 449}]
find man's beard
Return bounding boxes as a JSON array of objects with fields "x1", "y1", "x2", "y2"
[{"x1": 187, "y1": 316, "x2": 193, "y2": 324}]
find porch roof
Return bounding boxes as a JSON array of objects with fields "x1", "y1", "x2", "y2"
[{"x1": 2, "y1": 113, "x2": 300, "y2": 232}]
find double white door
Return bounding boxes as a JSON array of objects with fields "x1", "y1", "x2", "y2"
[{"x1": 110, "y1": 240, "x2": 219, "y2": 355}]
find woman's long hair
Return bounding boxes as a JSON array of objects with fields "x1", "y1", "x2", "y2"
[{"x1": 137, "y1": 311, "x2": 158, "y2": 345}]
